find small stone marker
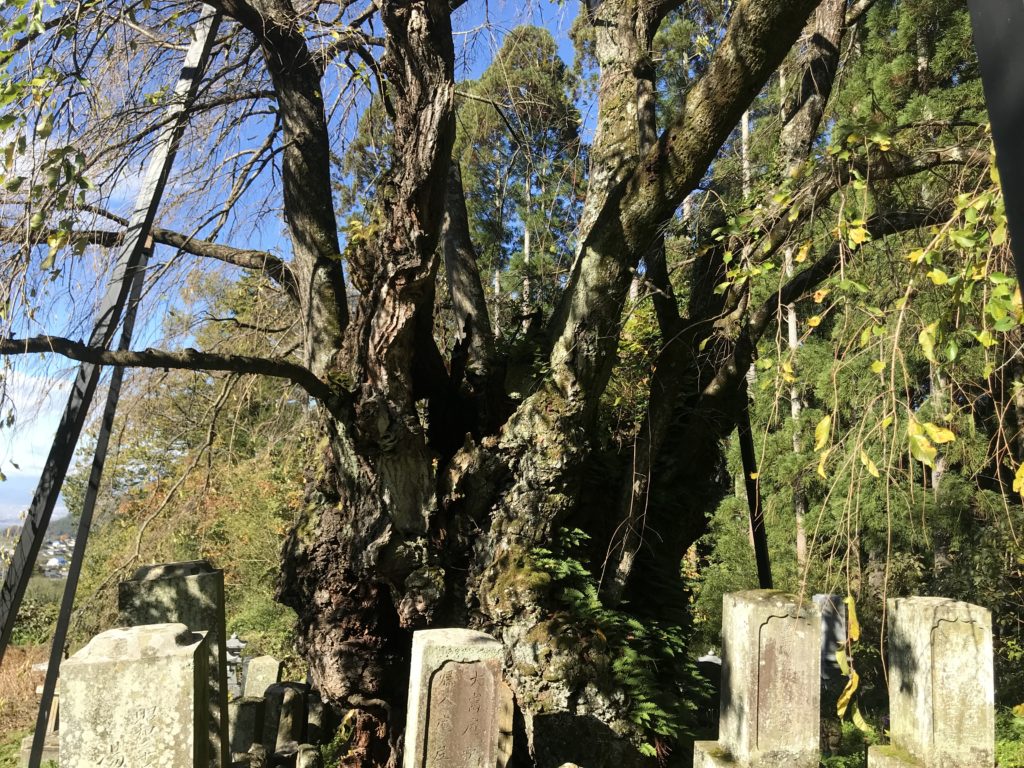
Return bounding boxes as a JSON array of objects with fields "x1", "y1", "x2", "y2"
[
  {"x1": 403, "y1": 628, "x2": 506, "y2": 768},
  {"x1": 297, "y1": 743, "x2": 324, "y2": 768},
  {"x1": 693, "y1": 590, "x2": 821, "y2": 768},
  {"x1": 60, "y1": 623, "x2": 209, "y2": 767},
  {"x1": 306, "y1": 690, "x2": 325, "y2": 743},
  {"x1": 244, "y1": 655, "x2": 283, "y2": 698},
  {"x1": 262, "y1": 682, "x2": 309, "y2": 752},
  {"x1": 118, "y1": 560, "x2": 230, "y2": 768},
  {"x1": 228, "y1": 696, "x2": 265, "y2": 754},
  {"x1": 868, "y1": 597, "x2": 994, "y2": 768}
]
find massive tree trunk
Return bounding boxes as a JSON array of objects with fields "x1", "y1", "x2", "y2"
[{"x1": 273, "y1": 1, "x2": 822, "y2": 765}]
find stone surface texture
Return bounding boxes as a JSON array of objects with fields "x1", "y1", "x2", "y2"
[
  {"x1": 118, "y1": 560, "x2": 230, "y2": 768},
  {"x1": 244, "y1": 655, "x2": 283, "y2": 699},
  {"x1": 403, "y1": 628, "x2": 505, "y2": 768},
  {"x1": 874, "y1": 596, "x2": 993, "y2": 768},
  {"x1": 693, "y1": 590, "x2": 821, "y2": 768},
  {"x1": 228, "y1": 696, "x2": 265, "y2": 754},
  {"x1": 60, "y1": 623, "x2": 209, "y2": 767}
]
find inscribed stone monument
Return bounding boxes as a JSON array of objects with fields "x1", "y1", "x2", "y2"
[
  {"x1": 403, "y1": 628, "x2": 506, "y2": 768},
  {"x1": 868, "y1": 597, "x2": 994, "y2": 768},
  {"x1": 693, "y1": 590, "x2": 821, "y2": 768},
  {"x1": 118, "y1": 559, "x2": 230, "y2": 768},
  {"x1": 60, "y1": 623, "x2": 208, "y2": 767}
]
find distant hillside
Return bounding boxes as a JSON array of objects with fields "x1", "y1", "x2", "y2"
[{"x1": 2, "y1": 514, "x2": 77, "y2": 541}]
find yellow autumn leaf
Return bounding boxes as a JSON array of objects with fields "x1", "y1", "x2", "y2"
[
  {"x1": 927, "y1": 269, "x2": 949, "y2": 285},
  {"x1": 795, "y1": 241, "x2": 812, "y2": 263},
  {"x1": 907, "y1": 248, "x2": 927, "y2": 264},
  {"x1": 817, "y1": 448, "x2": 831, "y2": 479},
  {"x1": 860, "y1": 450, "x2": 880, "y2": 478},
  {"x1": 910, "y1": 433, "x2": 937, "y2": 467},
  {"x1": 813, "y1": 288, "x2": 831, "y2": 303},
  {"x1": 837, "y1": 670, "x2": 860, "y2": 718},
  {"x1": 851, "y1": 701, "x2": 875, "y2": 734},
  {"x1": 923, "y1": 422, "x2": 955, "y2": 445},
  {"x1": 808, "y1": 315, "x2": 822, "y2": 328},
  {"x1": 871, "y1": 360, "x2": 885, "y2": 374},
  {"x1": 919, "y1": 321, "x2": 938, "y2": 363},
  {"x1": 848, "y1": 226, "x2": 870, "y2": 246},
  {"x1": 1013, "y1": 463, "x2": 1024, "y2": 495},
  {"x1": 845, "y1": 595, "x2": 861, "y2": 641},
  {"x1": 814, "y1": 414, "x2": 831, "y2": 451}
]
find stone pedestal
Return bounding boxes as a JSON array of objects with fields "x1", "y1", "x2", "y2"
[
  {"x1": 403, "y1": 628, "x2": 506, "y2": 768},
  {"x1": 60, "y1": 623, "x2": 209, "y2": 767},
  {"x1": 243, "y1": 655, "x2": 282, "y2": 699},
  {"x1": 693, "y1": 590, "x2": 821, "y2": 768},
  {"x1": 118, "y1": 560, "x2": 229, "y2": 768},
  {"x1": 867, "y1": 597, "x2": 994, "y2": 768}
]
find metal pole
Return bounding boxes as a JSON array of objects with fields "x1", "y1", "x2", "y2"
[
  {"x1": 968, "y1": 0, "x2": 1024, "y2": 282},
  {"x1": 0, "y1": 5, "x2": 221, "y2": 664},
  {"x1": 738, "y1": 395, "x2": 773, "y2": 590}
]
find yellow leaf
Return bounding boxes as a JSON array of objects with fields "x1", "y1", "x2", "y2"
[
  {"x1": 808, "y1": 315, "x2": 822, "y2": 328},
  {"x1": 871, "y1": 360, "x2": 885, "y2": 374},
  {"x1": 851, "y1": 701, "x2": 875, "y2": 734},
  {"x1": 910, "y1": 433, "x2": 937, "y2": 467},
  {"x1": 749, "y1": 472, "x2": 759, "y2": 480},
  {"x1": 1012, "y1": 702, "x2": 1024, "y2": 718},
  {"x1": 795, "y1": 241, "x2": 812, "y2": 263},
  {"x1": 848, "y1": 226, "x2": 870, "y2": 247},
  {"x1": 881, "y1": 415, "x2": 893, "y2": 430},
  {"x1": 907, "y1": 248, "x2": 928, "y2": 264},
  {"x1": 923, "y1": 423, "x2": 955, "y2": 445},
  {"x1": 926, "y1": 269, "x2": 949, "y2": 285},
  {"x1": 814, "y1": 415, "x2": 832, "y2": 451},
  {"x1": 817, "y1": 448, "x2": 831, "y2": 479},
  {"x1": 860, "y1": 450, "x2": 880, "y2": 478},
  {"x1": 837, "y1": 670, "x2": 860, "y2": 718},
  {"x1": 835, "y1": 648, "x2": 850, "y2": 676},
  {"x1": 845, "y1": 595, "x2": 861, "y2": 641},
  {"x1": 813, "y1": 288, "x2": 831, "y2": 304},
  {"x1": 1013, "y1": 463, "x2": 1024, "y2": 495}
]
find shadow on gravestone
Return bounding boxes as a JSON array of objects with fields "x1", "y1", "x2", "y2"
[{"x1": 118, "y1": 560, "x2": 230, "y2": 768}]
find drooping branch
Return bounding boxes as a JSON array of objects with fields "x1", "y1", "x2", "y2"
[{"x1": 0, "y1": 335, "x2": 342, "y2": 412}]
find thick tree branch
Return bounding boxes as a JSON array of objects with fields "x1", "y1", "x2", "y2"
[{"x1": 0, "y1": 335, "x2": 344, "y2": 413}]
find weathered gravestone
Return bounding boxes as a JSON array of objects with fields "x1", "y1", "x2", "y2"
[
  {"x1": 118, "y1": 560, "x2": 229, "y2": 768},
  {"x1": 244, "y1": 654, "x2": 283, "y2": 698},
  {"x1": 262, "y1": 681, "x2": 309, "y2": 753},
  {"x1": 693, "y1": 590, "x2": 821, "y2": 768},
  {"x1": 868, "y1": 597, "x2": 994, "y2": 768},
  {"x1": 228, "y1": 696, "x2": 265, "y2": 755},
  {"x1": 60, "y1": 623, "x2": 209, "y2": 767},
  {"x1": 403, "y1": 628, "x2": 511, "y2": 768}
]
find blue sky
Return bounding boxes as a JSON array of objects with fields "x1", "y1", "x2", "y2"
[{"x1": 0, "y1": 0, "x2": 586, "y2": 529}]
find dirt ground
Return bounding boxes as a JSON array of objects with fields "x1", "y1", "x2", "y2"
[{"x1": 0, "y1": 645, "x2": 47, "y2": 739}]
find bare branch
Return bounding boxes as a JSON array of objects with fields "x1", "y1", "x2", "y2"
[{"x1": 0, "y1": 335, "x2": 343, "y2": 411}]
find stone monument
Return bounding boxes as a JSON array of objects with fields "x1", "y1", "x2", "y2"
[
  {"x1": 403, "y1": 628, "x2": 508, "y2": 768},
  {"x1": 60, "y1": 623, "x2": 209, "y2": 767},
  {"x1": 868, "y1": 597, "x2": 994, "y2": 768},
  {"x1": 693, "y1": 590, "x2": 821, "y2": 768},
  {"x1": 118, "y1": 559, "x2": 230, "y2": 768}
]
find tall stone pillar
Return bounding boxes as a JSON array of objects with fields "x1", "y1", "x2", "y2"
[{"x1": 118, "y1": 559, "x2": 229, "y2": 768}]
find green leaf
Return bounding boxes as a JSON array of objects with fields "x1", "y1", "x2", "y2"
[{"x1": 919, "y1": 322, "x2": 938, "y2": 362}]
